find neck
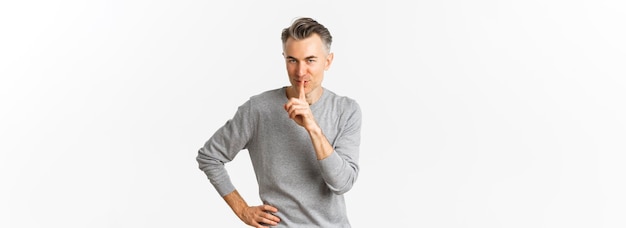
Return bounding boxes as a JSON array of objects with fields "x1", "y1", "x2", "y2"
[{"x1": 287, "y1": 86, "x2": 323, "y2": 105}]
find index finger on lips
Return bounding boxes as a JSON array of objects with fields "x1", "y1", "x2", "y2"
[{"x1": 299, "y1": 80, "x2": 306, "y2": 100}]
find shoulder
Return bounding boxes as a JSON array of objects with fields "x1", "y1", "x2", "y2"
[
  {"x1": 324, "y1": 88, "x2": 360, "y2": 110},
  {"x1": 322, "y1": 88, "x2": 362, "y2": 120},
  {"x1": 249, "y1": 87, "x2": 284, "y2": 100},
  {"x1": 244, "y1": 87, "x2": 286, "y2": 109}
]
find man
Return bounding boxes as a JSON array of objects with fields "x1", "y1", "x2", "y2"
[{"x1": 196, "y1": 17, "x2": 361, "y2": 228}]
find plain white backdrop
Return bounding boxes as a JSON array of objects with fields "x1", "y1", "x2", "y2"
[{"x1": 1, "y1": 0, "x2": 625, "y2": 227}]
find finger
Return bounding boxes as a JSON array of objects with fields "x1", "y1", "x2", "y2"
[
  {"x1": 288, "y1": 106, "x2": 305, "y2": 119},
  {"x1": 262, "y1": 211, "x2": 280, "y2": 224},
  {"x1": 284, "y1": 99, "x2": 298, "y2": 111},
  {"x1": 286, "y1": 100, "x2": 304, "y2": 113},
  {"x1": 254, "y1": 213, "x2": 278, "y2": 227},
  {"x1": 289, "y1": 108, "x2": 298, "y2": 119},
  {"x1": 256, "y1": 216, "x2": 277, "y2": 226},
  {"x1": 286, "y1": 103, "x2": 296, "y2": 115},
  {"x1": 263, "y1": 214, "x2": 280, "y2": 224},
  {"x1": 299, "y1": 80, "x2": 306, "y2": 100},
  {"x1": 262, "y1": 204, "x2": 278, "y2": 213}
]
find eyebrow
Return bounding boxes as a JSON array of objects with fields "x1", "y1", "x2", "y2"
[{"x1": 286, "y1": 55, "x2": 318, "y2": 60}]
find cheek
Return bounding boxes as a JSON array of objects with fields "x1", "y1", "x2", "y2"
[
  {"x1": 312, "y1": 64, "x2": 325, "y2": 74},
  {"x1": 285, "y1": 65, "x2": 296, "y2": 74}
]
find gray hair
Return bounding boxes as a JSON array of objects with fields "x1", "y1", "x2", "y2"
[{"x1": 281, "y1": 17, "x2": 332, "y2": 53}]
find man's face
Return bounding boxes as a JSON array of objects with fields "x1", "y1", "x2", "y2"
[{"x1": 283, "y1": 34, "x2": 333, "y2": 95}]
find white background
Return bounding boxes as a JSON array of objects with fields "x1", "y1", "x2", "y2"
[{"x1": 1, "y1": 0, "x2": 625, "y2": 227}]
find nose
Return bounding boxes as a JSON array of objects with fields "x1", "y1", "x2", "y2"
[{"x1": 296, "y1": 62, "x2": 307, "y2": 77}]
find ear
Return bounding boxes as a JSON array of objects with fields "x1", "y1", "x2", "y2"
[{"x1": 324, "y1": 52, "x2": 334, "y2": 70}]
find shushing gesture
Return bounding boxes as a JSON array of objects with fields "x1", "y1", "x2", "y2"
[{"x1": 284, "y1": 81, "x2": 318, "y2": 131}]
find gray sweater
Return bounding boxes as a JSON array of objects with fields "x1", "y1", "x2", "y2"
[{"x1": 197, "y1": 87, "x2": 361, "y2": 227}]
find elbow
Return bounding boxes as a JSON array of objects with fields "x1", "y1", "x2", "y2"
[
  {"x1": 330, "y1": 186, "x2": 352, "y2": 195},
  {"x1": 327, "y1": 172, "x2": 358, "y2": 195},
  {"x1": 196, "y1": 148, "x2": 225, "y2": 173}
]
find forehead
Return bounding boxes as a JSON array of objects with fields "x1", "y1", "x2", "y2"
[{"x1": 284, "y1": 34, "x2": 327, "y2": 57}]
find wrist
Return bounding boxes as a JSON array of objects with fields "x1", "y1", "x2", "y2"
[
  {"x1": 223, "y1": 190, "x2": 248, "y2": 219},
  {"x1": 306, "y1": 124, "x2": 322, "y2": 135}
]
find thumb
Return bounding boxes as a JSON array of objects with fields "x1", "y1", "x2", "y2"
[{"x1": 299, "y1": 80, "x2": 306, "y2": 100}]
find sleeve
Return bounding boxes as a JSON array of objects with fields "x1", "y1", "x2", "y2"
[
  {"x1": 318, "y1": 100, "x2": 362, "y2": 195},
  {"x1": 196, "y1": 100, "x2": 255, "y2": 197}
]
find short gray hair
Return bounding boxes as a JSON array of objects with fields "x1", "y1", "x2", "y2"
[{"x1": 281, "y1": 17, "x2": 332, "y2": 53}]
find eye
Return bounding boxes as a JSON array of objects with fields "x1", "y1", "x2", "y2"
[
  {"x1": 307, "y1": 59, "x2": 316, "y2": 63},
  {"x1": 287, "y1": 59, "x2": 297, "y2": 63}
]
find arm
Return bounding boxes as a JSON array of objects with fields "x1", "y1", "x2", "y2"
[
  {"x1": 196, "y1": 101, "x2": 281, "y2": 227},
  {"x1": 223, "y1": 190, "x2": 280, "y2": 228},
  {"x1": 284, "y1": 81, "x2": 334, "y2": 160},
  {"x1": 307, "y1": 124, "x2": 334, "y2": 160},
  {"x1": 284, "y1": 82, "x2": 361, "y2": 194}
]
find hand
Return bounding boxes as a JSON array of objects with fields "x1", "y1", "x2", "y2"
[
  {"x1": 239, "y1": 204, "x2": 280, "y2": 228},
  {"x1": 284, "y1": 81, "x2": 317, "y2": 130}
]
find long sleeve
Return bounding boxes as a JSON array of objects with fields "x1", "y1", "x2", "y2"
[
  {"x1": 196, "y1": 100, "x2": 255, "y2": 196},
  {"x1": 318, "y1": 100, "x2": 362, "y2": 195}
]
